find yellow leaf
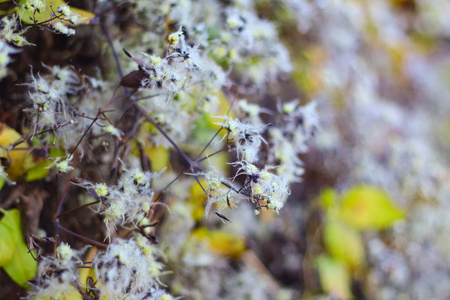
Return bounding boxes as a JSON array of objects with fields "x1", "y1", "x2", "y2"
[
  {"x1": 145, "y1": 145, "x2": 170, "y2": 172},
  {"x1": 189, "y1": 228, "x2": 246, "y2": 259},
  {"x1": 15, "y1": 0, "x2": 95, "y2": 25},
  {"x1": 67, "y1": 6, "x2": 96, "y2": 25},
  {"x1": 190, "y1": 227, "x2": 210, "y2": 240},
  {"x1": 79, "y1": 246, "x2": 97, "y2": 286},
  {"x1": 0, "y1": 123, "x2": 28, "y2": 180},
  {"x1": 189, "y1": 179, "x2": 207, "y2": 222},
  {"x1": 39, "y1": 286, "x2": 82, "y2": 300},
  {"x1": 208, "y1": 230, "x2": 245, "y2": 258},
  {"x1": 316, "y1": 255, "x2": 352, "y2": 299},
  {"x1": 324, "y1": 219, "x2": 365, "y2": 270},
  {"x1": 340, "y1": 185, "x2": 405, "y2": 230}
]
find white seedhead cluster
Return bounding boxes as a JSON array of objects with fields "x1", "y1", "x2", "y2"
[
  {"x1": 218, "y1": 116, "x2": 266, "y2": 163},
  {"x1": 28, "y1": 243, "x2": 87, "y2": 299},
  {"x1": 269, "y1": 100, "x2": 320, "y2": 183},
  {"x1": 93, "y1": 238, "x2": 171, "y2": 300},
  {"x1": 28, "y1": 239, "x2": 172, "y2": 299},
  {"x1": 78, "y1": 169, "x2": 157, "y2": 239},
  {"x1": 233, "y1": 161, "x2": 290, "y2": 213}
]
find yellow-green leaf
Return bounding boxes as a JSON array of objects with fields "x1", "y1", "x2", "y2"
[
  {"x1": 316, "y1": 255, "x2": 352, "y2": 299},
  {"x1": 1, "y1": 209, "x2": 37, "y2": 287},
  {"x1": 0, "y1": 209, "x2": 20, "y2": 266},
  {"x1": 340, "y1": 185, "x2": 405, "y2": 230},
  {"x1": 25, "y1": 147, "x2": 66, "y2": 181},
  {"x1": 324, "y1": 219, "x2": 365, "y2": 270},
  {"x1": 16, "y1": 0, "x2": 95, "y2": 25},
  {"x1": 319, "y1": 188, "x2": 336, "y2": 210},
  {"x1": 25, "y1": 159, "x2": 51, "y2": 181},
  {"x1": 3, "y1": 236, "x2": 37, "y2": 287}
]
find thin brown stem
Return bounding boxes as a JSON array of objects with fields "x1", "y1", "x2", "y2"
[
  {"x1": 134, "y1": 103, "x2": 193, "y2": 165},
  {"x1": 153, "y1": 172, "x2": 184, "y2": 203},
  {"x1": 195, "y1": 127, "x2": 223, "y2": 161},
  {"x1": 69, "y1": 111, "x2": 100, "y2": 157},
  {"x1": 56, "y1": 201, "x2": 100, "y2": 218},
  {"x1": 58, "y1": 225, "x2": 108, "y2": 248}
]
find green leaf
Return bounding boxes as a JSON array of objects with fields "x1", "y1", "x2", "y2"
[
  {"x1": 192, "y1": 112, "x2": 216, "y2": 145},
  {"x1": 0, "y1": 209, "x2": 20, "y2": 266},
  {"x1": 0, "y1": 177, "x2": 5, "y2": 191},
  {"x1": 0, "y1": 209, "x2": 37, "y2": 287},
  {"x1": 3, "y1": 235, "x2": 37, "y2": 287},
  {"x1": 15, "y1": 0, "x2": 95, "y2": 25},
  {"x1": 316, "y1": 255, "x2": 352, "y2": 299},
  {"x1": 339, "y1": 185, "x2": 405, "y2": 230},
  {"x1": 25, "y1": 159, "x2": 51, "y2": 181},
  {"x1": 49, "y1": 147, "x2": 66, "y2": 158},
  {"x1": 324, "y1": 219, "x2": 365, "y2": 270}
]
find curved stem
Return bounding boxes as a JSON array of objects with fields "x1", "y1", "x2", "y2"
[
  {"x1": 134, "y1": 103, "x2": 193, "y2": 165},
  {"x1": 58, "y1": 225, "x2": 108, "y2": 248}
]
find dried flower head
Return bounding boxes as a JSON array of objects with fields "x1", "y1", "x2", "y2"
[{"x1": 217, "y1": 116, "x2": 266, "y2": 163}]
